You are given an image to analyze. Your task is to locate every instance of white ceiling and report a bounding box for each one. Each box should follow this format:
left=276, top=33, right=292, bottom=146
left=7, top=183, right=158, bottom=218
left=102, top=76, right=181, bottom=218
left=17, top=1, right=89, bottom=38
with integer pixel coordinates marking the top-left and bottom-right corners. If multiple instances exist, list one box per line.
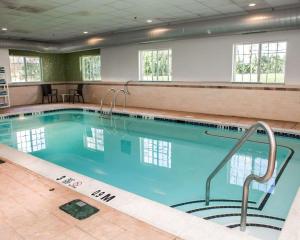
left=0, top=0, right=299, bottom=42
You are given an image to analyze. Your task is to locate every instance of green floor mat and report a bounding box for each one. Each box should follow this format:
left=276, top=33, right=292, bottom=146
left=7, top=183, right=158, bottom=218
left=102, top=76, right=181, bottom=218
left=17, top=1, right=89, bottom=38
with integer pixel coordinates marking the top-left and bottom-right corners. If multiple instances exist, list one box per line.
left=59, top=199, right=99, bottom=220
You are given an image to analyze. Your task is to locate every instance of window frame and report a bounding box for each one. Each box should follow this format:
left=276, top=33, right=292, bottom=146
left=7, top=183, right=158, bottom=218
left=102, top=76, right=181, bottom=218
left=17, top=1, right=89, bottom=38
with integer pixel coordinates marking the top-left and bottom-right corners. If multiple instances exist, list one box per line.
left=139, top=48, right=172, bottom=81
left=9, top=55, right=43, bottom=83
left=80, top=55, right=101, bottom=81
left=232, top=41, right=287, bottom=84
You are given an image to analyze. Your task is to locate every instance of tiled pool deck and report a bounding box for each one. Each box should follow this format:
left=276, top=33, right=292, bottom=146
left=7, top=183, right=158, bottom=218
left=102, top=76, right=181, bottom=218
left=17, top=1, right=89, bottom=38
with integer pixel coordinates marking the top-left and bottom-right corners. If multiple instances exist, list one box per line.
left=0, top=161, right=178, bottom=240
left=0, top=103, right=299, bottom=240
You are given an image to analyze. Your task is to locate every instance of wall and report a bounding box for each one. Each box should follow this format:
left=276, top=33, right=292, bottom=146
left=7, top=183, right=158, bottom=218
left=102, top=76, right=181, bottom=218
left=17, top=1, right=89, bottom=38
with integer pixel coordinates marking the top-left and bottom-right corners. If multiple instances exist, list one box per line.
left=8, top=49, right=101, bottom=83
left=1, top=30, right=300, bottom=122
left=64, top=49, right=100, bottom=82
left=9, top=50, right=66, bottom=82
left=101, top=29, right=300, bottom=85
left=83, top=83, right=300, bottom=122
left=9, top=84, right=68, bottom=106
left=3, top=49, right=100, bottom=105
left=0, top=49, right=11, bottom=82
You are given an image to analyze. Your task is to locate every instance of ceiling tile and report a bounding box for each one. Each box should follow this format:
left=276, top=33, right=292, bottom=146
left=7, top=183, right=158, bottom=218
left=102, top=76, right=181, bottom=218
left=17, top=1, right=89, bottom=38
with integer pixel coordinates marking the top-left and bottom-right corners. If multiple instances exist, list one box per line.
left=0, top=0, right=298, bottom=41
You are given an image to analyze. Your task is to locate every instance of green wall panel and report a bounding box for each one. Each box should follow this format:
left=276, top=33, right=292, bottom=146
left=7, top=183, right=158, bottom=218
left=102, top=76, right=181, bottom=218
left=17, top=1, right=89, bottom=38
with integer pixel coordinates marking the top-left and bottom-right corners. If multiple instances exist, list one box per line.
left=64, top=49, right=100, bottom=82
left=9, top=49, right=100, bottom=82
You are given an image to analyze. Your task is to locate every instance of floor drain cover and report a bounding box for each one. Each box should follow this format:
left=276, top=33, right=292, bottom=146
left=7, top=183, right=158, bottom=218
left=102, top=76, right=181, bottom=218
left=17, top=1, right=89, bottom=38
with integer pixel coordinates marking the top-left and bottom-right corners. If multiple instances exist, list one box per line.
left=59, top=199, right=99, bottom=220
left=0, top=160, right=5, bottom=164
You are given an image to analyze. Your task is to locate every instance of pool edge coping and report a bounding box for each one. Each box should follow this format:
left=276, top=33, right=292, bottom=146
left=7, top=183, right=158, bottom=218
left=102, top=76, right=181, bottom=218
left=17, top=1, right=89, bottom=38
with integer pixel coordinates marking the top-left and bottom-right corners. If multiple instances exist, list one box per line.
left=278, top=189, right=300, bottom=240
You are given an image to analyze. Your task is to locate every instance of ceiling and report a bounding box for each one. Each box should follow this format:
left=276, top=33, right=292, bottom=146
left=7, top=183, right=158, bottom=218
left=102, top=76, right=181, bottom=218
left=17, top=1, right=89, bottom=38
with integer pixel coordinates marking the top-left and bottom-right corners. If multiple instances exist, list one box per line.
left=0, top=0, right=299, bottom=42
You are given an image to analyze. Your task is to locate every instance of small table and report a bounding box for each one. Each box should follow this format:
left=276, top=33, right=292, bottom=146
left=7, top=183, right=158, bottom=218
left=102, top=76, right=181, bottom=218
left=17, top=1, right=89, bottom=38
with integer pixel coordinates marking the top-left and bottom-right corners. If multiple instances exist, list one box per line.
left=61, top=93, right=73, bottom=103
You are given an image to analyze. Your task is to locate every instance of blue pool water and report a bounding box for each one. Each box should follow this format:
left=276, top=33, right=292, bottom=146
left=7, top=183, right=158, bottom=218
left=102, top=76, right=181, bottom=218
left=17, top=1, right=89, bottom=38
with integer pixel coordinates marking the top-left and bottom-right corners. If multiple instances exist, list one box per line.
left=0, top=110, right=299, bottom=229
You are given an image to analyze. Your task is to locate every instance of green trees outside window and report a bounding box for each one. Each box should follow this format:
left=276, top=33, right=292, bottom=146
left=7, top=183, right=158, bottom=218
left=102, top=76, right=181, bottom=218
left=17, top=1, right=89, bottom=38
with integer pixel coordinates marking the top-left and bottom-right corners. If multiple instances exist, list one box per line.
left=80, top=55, right=101, bottom=81
left=10, top=56, right=42, bottom=82
left=139, top=49, right=172, bottom=81
left=233, top=42, right=287, bottom=83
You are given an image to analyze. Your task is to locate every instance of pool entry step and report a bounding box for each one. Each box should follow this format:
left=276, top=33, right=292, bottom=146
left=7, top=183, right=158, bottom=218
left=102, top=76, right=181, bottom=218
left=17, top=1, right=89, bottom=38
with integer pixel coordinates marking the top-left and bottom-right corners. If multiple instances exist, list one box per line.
left=171, top=199, right=284, bottom=240
left=59, top=199, right=99, bottom=220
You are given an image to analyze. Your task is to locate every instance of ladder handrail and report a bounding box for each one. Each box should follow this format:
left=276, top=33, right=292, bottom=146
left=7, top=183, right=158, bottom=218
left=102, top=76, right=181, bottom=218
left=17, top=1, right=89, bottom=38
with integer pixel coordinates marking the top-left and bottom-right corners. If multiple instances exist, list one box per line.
left=205, top=121, right=276, bottom=231
left=100, top=88, right=116, bottom=113
left=113, top=89, right=127, bottom=112
left=124, top=80, right=134, bottom=95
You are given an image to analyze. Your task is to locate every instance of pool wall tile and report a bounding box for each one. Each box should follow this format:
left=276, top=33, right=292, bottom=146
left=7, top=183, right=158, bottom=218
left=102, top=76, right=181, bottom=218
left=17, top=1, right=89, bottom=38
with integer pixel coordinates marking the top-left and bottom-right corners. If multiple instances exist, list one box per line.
left=1, top=107, right=300, bottom=140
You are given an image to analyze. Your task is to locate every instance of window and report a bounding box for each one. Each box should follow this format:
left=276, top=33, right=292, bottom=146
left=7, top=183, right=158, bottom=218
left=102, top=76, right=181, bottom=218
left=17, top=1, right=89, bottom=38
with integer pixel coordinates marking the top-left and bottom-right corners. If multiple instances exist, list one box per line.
left=233, top=41, right=287, bottom=83
left=140, top=137, right=172, bottom=168
left=10, top=56, right=42, bottom=82
left=80, top=55, right=101, bottom=81
left=16, top=127, right=46, bottom=153
left=139, top=49, right=172, bottom=81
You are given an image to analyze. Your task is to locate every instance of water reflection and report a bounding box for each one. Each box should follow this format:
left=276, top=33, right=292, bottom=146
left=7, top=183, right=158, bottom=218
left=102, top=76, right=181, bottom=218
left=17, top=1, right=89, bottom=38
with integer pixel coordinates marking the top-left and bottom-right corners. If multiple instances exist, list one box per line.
left=229, top=152, right=277, bottom=193
left=140, top=137, right=172, bottom=168
left=16, top=127, right=46, bottom=153
left=84, top=127, right=104, bottom=152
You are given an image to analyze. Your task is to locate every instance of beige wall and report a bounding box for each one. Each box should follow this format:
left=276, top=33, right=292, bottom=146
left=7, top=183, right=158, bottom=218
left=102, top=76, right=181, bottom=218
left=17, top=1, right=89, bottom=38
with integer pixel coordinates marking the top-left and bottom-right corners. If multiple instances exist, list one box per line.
left=84, top=84, right=300, bottom=123
left=9, top=84, right=68, bottom=106
left=7, top=83, right=300, bottom=122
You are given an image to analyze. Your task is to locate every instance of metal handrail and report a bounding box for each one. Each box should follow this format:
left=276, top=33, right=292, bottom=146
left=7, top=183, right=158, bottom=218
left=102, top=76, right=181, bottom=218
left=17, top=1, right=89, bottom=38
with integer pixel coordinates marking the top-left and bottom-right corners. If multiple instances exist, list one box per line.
left=124, top=80, right=134, bottom=95
left=205, top=121, right=277, bottom=231
left=100, top=88, right=116, bottom=113
left=113, top=89, right=127, bottom=112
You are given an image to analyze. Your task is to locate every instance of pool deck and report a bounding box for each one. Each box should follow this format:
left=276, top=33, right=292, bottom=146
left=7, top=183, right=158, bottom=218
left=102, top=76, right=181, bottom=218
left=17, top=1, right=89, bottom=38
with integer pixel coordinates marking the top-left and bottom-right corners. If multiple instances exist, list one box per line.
left=0, top=103, right=299, bottom=240
left=0, top=160, right=178, bottom=240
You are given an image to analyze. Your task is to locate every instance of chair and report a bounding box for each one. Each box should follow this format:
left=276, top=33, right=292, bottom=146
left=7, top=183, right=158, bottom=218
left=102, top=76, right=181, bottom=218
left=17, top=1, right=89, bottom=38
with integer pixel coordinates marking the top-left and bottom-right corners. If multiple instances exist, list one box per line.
left=41, top=84, right=58, bottom=104
left=70, top=84, right=85, bottom=103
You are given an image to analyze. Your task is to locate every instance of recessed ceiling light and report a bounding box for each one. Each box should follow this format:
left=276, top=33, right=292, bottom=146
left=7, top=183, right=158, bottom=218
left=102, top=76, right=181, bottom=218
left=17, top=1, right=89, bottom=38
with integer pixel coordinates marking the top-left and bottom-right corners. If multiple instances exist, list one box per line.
left=147, top=19, right=153, bottom=23
left=83, top=31, right=88, bottom=34
left=248, top=3, right=256, bottom=7
left=1, top=27, right=7, bottom=31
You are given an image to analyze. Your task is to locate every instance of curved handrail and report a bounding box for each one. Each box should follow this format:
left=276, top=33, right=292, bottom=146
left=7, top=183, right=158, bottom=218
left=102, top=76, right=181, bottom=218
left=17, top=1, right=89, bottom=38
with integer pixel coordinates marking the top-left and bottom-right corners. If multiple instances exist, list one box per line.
left=100, top=88, right=116, bottom=113
left=113, top=89, right=127, bottom=112
left=205, top=121, right=276, bottom=231
left=124, top=80, right=135, bottom=95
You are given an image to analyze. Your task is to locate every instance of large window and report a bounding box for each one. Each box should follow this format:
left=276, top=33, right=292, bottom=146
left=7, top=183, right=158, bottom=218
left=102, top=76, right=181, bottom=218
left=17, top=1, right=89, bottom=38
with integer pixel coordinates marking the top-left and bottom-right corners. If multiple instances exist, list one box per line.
left=10, top=56, right=42, bottom=82
left=139, top=49, right=172, bottom=81
left=233, top=41, right=287, bottom=84
left=80, top=55, right=101, bottom=81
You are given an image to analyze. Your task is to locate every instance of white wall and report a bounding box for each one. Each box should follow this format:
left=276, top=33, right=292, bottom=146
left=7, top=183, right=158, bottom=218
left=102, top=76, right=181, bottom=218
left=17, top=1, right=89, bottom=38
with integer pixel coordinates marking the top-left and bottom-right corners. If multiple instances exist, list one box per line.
left=0, top=49, right=11, bottom=82
left=101, top=29, right=300, bottom=85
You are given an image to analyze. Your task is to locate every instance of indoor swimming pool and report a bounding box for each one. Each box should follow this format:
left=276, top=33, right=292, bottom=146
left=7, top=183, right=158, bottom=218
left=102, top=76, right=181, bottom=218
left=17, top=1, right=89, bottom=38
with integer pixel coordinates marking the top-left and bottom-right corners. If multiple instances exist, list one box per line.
left=0, top=109, right=299, bottom=240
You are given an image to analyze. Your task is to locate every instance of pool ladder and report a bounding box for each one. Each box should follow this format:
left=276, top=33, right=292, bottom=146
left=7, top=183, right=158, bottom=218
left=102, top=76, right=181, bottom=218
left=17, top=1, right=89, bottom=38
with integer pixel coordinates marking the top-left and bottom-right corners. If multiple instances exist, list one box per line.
left=99, top=88, right=128, bottom=116
left=205, top=121, right=276, bottom=232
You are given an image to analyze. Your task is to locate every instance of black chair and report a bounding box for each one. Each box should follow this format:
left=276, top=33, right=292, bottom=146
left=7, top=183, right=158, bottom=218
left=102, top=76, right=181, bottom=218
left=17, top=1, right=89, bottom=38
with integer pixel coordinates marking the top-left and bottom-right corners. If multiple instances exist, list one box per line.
left=41, top=84, right=58, bottom=104
left=70, top=84, right=85, bottom=103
